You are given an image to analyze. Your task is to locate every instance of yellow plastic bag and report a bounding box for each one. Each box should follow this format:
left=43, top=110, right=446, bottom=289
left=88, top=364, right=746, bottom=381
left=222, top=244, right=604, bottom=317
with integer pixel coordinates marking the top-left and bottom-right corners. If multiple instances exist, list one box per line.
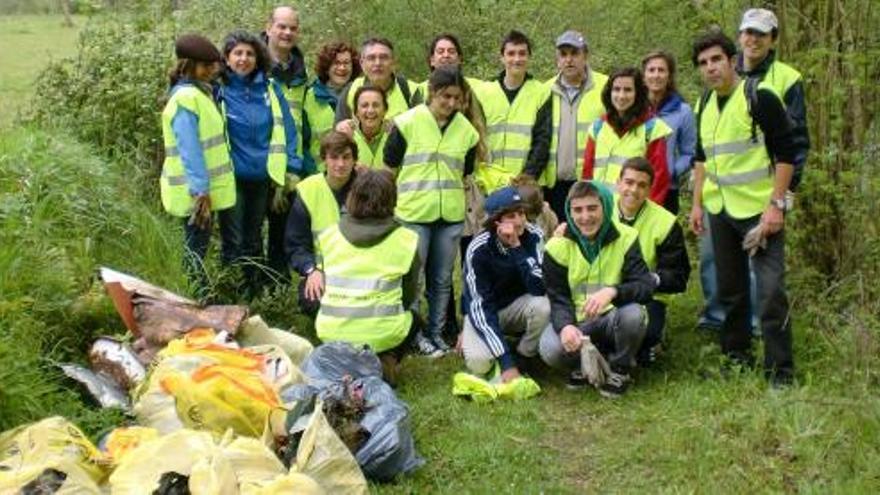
left=452, top=372, right=541, bottom=402
left=160, top=363, right=282, bottom=438
left=103, top=426, right=159, bottom=465
left=135, top=329, right=305, bottom=438
left=294, top=401, right=369, bottom=495
left=238, top=315, right=314, bottom=366
left=109, top=429, right=288, bottom=494
left=245, top=472, right=325, bottom=494
left=0, top=416, right=108, bottom=494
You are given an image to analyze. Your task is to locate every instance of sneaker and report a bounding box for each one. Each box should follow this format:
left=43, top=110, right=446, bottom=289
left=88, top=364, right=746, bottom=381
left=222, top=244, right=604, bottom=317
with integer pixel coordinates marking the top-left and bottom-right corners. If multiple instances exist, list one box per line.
left=566, top=371, right=589, bottom=391
left=414, top=333, right=444, bottom=358
left=599, top=372, right=630, bottom=399
left=431, top=336, right=452, bottom=356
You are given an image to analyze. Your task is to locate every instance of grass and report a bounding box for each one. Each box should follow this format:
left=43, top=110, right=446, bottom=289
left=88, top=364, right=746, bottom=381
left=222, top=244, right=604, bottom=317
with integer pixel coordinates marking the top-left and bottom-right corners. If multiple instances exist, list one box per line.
left=0, top=14, right=84, bottom=127
left=1, top=12, right=879, bottom=494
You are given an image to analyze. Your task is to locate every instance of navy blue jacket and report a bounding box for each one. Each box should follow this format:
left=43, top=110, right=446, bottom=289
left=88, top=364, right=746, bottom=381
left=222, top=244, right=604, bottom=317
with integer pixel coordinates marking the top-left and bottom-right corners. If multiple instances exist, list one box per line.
left=462, top=224, right=546, bottom=370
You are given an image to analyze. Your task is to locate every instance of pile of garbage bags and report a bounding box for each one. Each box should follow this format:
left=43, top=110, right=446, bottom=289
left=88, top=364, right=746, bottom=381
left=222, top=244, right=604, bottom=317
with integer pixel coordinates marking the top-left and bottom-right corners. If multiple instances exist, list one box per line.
left=0, top=268, right=422, bottom=493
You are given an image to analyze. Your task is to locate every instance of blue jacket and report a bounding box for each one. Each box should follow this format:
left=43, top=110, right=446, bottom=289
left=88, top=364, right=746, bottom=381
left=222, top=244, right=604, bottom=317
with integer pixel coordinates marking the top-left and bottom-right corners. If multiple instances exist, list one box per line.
left=218, top=70, right=301, bottom=181
left=462, top=224, right=546, bottom=371
left=168, top=80, right=213, bottom=195
left=655, top=92, right=696, bottom=189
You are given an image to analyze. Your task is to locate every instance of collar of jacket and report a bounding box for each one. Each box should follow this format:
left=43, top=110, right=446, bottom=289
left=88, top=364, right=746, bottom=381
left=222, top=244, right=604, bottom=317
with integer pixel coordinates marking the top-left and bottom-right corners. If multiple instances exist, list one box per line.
left=494, top=70, right=534, bottom=83
left=222, top=69, right=267, bottom=88
left=655, top=91, right=684, bottom=115
left=551, top=69, right=593, bottom=96
left=603, top=107, right=654, bottom=136
left=310, top=79, right=339, bottom=106
left=736, top=49, right=777, bottom=77
left=261, top=33, right=308, bottom=87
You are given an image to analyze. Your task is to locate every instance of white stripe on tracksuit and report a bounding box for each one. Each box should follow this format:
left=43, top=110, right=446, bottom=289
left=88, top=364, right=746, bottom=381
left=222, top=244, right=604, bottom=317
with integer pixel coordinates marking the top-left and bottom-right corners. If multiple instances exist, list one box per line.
left=464, top=231, right=507, bottom=357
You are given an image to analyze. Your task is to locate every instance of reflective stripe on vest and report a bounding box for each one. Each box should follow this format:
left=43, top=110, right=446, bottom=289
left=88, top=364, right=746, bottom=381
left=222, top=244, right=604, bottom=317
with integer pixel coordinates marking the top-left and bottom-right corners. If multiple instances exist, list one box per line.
left=347, top=76, right=412, bottom=120
left=277, top=82, right=307, bottom=156
left=589, top=117, right=672, bottom=189
left=393, top=104, right=479, bottom=223
left=700, top=80, right=775, bottom=219
left=544, top=224, right=640, bottom=321
left=353, top=129, right=388, bottom=169
left=303, top=87, right=337, bottom=172
left=315, top=224, right=419, bottom=353
left=295, top=174, right=342, bottom=264
left=473, top=78, right=549, bottom=193
left=265, top=87, right=288, bottom=186
left=542, top=71, right=607, bottom=187
left=160, top=85, right=235, bottom=217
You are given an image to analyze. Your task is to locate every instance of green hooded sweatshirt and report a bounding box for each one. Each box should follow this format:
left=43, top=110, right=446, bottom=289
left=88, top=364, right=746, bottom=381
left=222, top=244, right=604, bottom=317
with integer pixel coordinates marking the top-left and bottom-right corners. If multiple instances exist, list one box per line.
left=563, top=181, right=615, bottom=263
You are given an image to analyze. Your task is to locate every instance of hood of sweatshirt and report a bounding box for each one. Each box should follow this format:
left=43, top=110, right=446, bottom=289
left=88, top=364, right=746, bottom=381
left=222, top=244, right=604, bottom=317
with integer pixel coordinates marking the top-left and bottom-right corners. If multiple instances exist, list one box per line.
left=338, top=215, right=400, bottom=247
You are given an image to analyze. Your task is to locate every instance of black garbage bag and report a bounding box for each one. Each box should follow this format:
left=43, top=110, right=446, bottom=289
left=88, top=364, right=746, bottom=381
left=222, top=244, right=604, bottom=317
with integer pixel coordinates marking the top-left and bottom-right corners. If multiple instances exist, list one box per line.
left=294, top=342, right=424, bottom=481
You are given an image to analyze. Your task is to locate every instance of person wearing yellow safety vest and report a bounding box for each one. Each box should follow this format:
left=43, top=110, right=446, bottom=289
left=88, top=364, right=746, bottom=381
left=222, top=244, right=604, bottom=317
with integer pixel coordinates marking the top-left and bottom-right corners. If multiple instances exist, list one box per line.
left=335, top=37, right=415, bottom=123
left=688, top=32, right=798, bottom=387
left=383, top=66, right=480, bottom=358
left=736, top=8, right=809, bottom=190
left=217, top=31, right=302, bottom=299
left=613, top=158, right=689, bottom=366
left=263, top=5, right=315, bottom=286
left=471, top=30, right=551, bottom=196
left=410, top=33, right=491, bottom=344
left=161, top=34, right=236, bottom=299
left=538, top=181, right=654, bottom=398
left=536, top=30, right=608, bottom=222
left=581, top=67, right=672, bottom=206
left=334, top=86, right=390, bottom=170
left=302, top=41, right=361, bottom=172
left=315, top=169, right=421, bottom=385
left=285, top=131, right=359, bottom=317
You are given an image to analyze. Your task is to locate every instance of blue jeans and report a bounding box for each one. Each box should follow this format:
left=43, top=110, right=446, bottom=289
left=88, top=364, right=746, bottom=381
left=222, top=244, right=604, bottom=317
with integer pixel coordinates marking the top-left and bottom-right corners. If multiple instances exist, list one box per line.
left=402, top=221, right=463, bottom=340
left=698, top=212, right=759, bottom=330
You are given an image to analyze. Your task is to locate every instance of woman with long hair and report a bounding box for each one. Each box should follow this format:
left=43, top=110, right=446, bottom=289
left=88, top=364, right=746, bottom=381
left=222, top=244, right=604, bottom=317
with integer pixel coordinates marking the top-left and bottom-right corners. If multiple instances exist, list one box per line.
left=581, top=66, right=671, bottom=205
left=160, top=34, right=236, bottom=299
left=642, top=51, right=696, bottom=213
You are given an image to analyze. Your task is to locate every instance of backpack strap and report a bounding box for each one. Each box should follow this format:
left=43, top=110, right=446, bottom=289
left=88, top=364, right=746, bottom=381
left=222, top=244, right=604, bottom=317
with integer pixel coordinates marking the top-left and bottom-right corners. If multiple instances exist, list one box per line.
left=744, top=76, right=760, bottom=143
left=592, top=119, right=603, bottom=138
left=694, top=88, right=712, bottom=138
left=396, top=74, right=414, bottom=109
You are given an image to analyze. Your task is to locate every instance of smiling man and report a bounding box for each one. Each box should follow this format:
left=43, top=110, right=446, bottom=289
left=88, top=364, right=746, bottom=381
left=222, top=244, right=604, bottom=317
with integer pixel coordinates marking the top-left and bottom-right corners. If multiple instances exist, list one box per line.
left=538, top=30, right=608, bottom=221
left=689, top=31, right=798, bottom=387
left=335, top=37, right=415, bottom=122
left=613, top=158, right=689, bottom=365
left=539, top=181, right=654, bottom=398
left=471, top=30, right=551, bottom=194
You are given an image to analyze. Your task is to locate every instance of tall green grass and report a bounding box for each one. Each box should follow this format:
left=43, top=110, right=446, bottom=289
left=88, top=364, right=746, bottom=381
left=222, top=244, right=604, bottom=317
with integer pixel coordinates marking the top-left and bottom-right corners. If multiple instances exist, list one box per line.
left=0, top=126, right=183, bottom=433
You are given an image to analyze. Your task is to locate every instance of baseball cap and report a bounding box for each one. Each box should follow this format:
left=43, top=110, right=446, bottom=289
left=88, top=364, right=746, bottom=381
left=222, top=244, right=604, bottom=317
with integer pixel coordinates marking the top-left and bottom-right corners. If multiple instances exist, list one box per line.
left=484, top=186, right=524, bottom=216
left=555, top=30, right=588, bottom=51
left=739, top=8, right=778, bottom=33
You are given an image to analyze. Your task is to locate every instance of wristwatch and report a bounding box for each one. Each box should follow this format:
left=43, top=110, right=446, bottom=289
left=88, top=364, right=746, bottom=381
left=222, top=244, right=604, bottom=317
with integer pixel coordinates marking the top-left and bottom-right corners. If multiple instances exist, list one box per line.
left=770, top=198, right=787, bottom=211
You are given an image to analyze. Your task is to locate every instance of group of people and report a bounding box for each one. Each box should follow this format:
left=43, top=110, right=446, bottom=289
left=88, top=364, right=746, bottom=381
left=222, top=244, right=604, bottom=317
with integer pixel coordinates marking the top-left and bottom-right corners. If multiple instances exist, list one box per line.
left=159, top=5, right=809, bottom=396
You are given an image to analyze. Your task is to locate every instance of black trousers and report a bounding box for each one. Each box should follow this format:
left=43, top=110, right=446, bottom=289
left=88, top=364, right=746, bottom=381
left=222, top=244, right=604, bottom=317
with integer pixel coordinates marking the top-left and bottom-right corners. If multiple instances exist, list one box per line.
left=708, top=211, right=793, bottom=380
left=544, top=180, right=576, bottom=224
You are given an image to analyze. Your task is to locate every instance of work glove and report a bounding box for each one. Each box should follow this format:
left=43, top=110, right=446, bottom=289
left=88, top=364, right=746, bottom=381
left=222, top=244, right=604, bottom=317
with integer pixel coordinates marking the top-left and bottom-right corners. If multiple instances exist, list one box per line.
left=188, top=194, right=212, bottom=230
left=742, top=224, right=767, bottom=256
left=283, top=172, right=300, bottom=194
left=580, top=335, right=612, bottom=388
left=270, top=185, right=289, bottom=214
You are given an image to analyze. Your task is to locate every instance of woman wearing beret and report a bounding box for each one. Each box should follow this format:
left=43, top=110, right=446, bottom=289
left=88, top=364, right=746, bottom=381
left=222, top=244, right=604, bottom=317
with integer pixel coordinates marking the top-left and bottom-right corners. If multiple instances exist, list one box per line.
left=160, top=33, right=236, bottom=298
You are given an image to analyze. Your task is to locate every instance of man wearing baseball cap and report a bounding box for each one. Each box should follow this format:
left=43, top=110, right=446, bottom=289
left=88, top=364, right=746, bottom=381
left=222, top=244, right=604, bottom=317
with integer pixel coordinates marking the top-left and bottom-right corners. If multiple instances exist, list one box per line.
left=461, top=186, right=550, bottom=383
left=537, top=30, right=609, bottom=222
left=737, top=8, right=810, bottom=189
